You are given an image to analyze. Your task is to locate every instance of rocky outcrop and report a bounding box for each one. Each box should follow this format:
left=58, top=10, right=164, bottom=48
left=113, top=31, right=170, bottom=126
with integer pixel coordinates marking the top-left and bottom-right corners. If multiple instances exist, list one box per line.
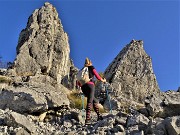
left=0, top=81, right=69, bottom=114
left=4, top=110, right=36, bottom=134
left=177, top=87, right=180, bottom=92
left=61, top=65, right=79, bottom=90
left=163, top=116, right=180, bottom=135
left=104, top=40, right=160, bottom=103
left=0, top=2, right=75, bottom=117
left=0, top=68, right=7, bottom=76
left=13, top=2, right=71, bottom=83
left=144, top=91, right=180, bottom=118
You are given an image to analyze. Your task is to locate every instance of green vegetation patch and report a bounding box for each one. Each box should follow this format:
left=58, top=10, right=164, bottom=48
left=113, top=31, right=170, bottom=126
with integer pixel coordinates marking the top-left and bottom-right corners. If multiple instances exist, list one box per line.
left=67, top=90, right=87, bottom=109
left=67, top=90, right=105, bottom=113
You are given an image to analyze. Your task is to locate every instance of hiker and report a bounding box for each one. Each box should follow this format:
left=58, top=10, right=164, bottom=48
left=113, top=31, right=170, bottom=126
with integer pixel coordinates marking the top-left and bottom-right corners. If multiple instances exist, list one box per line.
left=77, top=58, right=106, bottom=125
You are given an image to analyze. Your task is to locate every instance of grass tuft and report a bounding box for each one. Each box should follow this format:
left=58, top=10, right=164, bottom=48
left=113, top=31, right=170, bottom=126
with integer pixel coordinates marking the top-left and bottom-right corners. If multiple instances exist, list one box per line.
left=67, top=90, right=105, bottom=113
left=67, top=90, right=87, bottom=110
left=17, top=72, right=34, bottom=77
left=0, top=75, right=11, bottom=84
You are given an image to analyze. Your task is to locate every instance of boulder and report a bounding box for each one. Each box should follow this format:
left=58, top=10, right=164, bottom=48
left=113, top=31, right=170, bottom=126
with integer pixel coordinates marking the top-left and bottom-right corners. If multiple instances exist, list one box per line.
left=164, top=116, right=180, bottom=135
left=145, top=94, right=164, bottom=117
left=4, top=111, right=36, bottom=133
left=162, top=91, right=180, bottom=117
left=126, top=112, right=149, bottom=129
left=66, top=110, right=84, bottom=124
left=145, top=91, right=180, bottom=118
left=103, top=98, right=121, bottom=111
left=0, top=82, right=69, bottom=113
left=145, top=117, right=167, bottom=135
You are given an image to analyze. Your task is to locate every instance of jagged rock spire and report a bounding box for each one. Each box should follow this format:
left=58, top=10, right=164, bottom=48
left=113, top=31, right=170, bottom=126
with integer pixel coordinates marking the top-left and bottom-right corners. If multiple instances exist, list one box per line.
left=104, top=40, right=160, bottom=103
left=14, top=2, right=71, bottom=82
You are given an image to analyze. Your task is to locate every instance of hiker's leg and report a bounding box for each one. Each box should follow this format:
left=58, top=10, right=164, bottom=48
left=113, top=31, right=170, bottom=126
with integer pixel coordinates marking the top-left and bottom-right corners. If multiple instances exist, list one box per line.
left=82, top=84, right=94, bottom=121
left=88, top=85, right=103, bottom=121
left=93, top=98, right=103, bottom=120
left=93, top=100, right=100, bottom=116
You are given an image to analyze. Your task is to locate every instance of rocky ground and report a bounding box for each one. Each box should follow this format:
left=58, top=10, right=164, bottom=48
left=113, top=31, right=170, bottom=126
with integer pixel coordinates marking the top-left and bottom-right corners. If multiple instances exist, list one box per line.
left=0, top=87, right=180, bottom=135
left=0, top=107, right=180, bottom=135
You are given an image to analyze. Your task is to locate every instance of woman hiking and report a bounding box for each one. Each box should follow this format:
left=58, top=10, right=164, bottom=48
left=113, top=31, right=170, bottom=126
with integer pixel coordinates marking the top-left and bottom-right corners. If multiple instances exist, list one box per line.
left=77, top=58, right=106, bottom=125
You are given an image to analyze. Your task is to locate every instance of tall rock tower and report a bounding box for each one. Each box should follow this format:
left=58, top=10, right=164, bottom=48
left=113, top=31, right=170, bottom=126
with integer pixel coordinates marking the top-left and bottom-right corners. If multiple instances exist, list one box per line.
left=14, top=2, right=71, bottom=83
left=104, top=40, right=160, bottom=103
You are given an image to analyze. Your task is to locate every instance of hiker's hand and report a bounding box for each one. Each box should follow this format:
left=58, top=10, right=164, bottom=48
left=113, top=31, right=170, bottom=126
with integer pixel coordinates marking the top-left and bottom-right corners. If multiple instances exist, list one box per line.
left=78, top=89, right=83, bottom=94
left=101, top=78, right=106, bottom=83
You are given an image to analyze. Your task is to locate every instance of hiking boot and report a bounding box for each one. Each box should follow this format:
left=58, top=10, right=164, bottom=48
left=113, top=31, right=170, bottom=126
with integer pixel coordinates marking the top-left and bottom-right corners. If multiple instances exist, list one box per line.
left=97, top=115, right=103, bottom=121
left=85, top=119, right=91, bottom=125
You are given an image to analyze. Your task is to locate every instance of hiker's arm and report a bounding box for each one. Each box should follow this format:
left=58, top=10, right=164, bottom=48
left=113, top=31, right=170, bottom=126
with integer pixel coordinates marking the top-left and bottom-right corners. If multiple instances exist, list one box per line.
left=92, top=69, right=106, bottom=82
left=76, top=80, right=82, bottom=88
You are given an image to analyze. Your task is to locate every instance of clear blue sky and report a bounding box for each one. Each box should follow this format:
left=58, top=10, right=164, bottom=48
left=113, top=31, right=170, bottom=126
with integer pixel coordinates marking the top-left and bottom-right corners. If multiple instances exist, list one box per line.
left=0, top=0, right=179, bottom=91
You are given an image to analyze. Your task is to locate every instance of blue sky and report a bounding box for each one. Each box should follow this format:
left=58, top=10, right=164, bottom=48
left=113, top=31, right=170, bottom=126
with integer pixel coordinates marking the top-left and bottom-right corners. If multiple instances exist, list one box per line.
left=0, top=0, right=179, bottom=91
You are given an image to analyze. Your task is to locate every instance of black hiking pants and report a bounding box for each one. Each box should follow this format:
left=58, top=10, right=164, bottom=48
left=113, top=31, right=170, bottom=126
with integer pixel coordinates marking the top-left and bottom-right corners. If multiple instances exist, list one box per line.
left=81, top=83, right=100, bottom=120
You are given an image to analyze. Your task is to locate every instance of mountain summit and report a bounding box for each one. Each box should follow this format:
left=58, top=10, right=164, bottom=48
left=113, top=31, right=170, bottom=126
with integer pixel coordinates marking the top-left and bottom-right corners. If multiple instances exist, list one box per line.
left=14, top=2, right=71, bottom=83
left=104, top=40, right=160, bottom=103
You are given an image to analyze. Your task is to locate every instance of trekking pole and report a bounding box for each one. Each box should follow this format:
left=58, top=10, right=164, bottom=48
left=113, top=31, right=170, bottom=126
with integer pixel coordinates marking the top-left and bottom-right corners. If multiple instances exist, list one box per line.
left=81, top=92, right=86, bottom=120
left=105, top=83, right=112, bottom=114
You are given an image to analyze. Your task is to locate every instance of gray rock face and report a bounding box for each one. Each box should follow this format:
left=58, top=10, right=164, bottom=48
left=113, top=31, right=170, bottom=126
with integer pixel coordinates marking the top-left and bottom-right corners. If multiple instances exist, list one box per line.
left=0, top=81, right=69, bottom=113
left=0, top=68, right=7, bottom=76
left=144, top=94, right=163, bottom=117
left=145, top=91, right=180, bottom=118
left=61, top=65, right=79, bottom=90
left=104, top=40, right=160, bottom=103
left=0, top=109, right=5, bottom=125
left=4, top=111, right=36, bottom=133
left=126, top=112, right=149, bottom=128
left=145, top=117, right=166, bottom=135
left=13, top=2, right=71, bottom=83
left=164, top=116, right=180, bottom=135
left=103, top=98, right=121, bottom=111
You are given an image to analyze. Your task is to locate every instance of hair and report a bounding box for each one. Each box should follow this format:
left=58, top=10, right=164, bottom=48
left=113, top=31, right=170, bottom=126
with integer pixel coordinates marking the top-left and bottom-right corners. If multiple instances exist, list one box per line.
left=84, top=57, right=92, bottom=67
